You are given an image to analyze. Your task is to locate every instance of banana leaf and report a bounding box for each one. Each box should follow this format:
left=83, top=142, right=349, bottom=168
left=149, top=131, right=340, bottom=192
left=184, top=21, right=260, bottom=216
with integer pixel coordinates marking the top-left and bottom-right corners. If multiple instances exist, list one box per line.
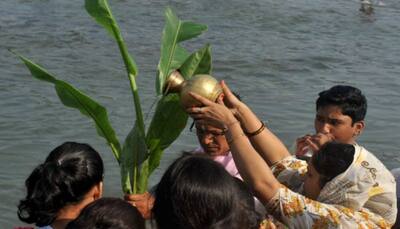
left=179, top=44, right=212, bottom=79
left=146, top=94, right=187, bottom=174
left=15, top=53, right=122, bottom=162
left=137, top=158, right=150, bottom=194
left=156, top=7, right=208, bottom=95
left=85, top=0, right=146, bottom=194
left=146, top=45, right=213, bottom=175
left=85, top=0, right=138, bottom=77
left=15, top=4, right=212, bottom=195
left=120, top=122, right=148, bottom=193
left=85, top=0, right=144, bottom=134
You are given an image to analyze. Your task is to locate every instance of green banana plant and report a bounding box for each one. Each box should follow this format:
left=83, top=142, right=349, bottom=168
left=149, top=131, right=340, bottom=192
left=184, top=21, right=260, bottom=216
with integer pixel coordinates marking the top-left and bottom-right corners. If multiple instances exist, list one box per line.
left=14, top=1, right=212, bottom=194
left=12, top=52, right=122, bottom=162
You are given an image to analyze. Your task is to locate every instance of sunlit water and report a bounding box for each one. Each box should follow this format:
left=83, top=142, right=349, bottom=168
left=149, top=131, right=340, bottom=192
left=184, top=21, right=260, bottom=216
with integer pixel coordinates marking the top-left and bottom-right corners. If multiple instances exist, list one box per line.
left=1, top=0, right=399, bottom=227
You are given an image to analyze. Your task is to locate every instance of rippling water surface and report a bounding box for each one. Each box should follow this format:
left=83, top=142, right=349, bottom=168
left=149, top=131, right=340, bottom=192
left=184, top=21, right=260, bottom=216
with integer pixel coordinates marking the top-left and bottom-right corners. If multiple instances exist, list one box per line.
left=1, top=0, right=399, bottom=227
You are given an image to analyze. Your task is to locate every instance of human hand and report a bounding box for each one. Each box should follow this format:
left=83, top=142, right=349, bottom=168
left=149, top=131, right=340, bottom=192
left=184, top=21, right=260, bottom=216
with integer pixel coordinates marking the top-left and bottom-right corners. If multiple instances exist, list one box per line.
left=295, top=134, right=312, bottom=157
left=306, top=133, right=335, bottom=153
left=296, top=133, right=335, bottom=157
left=186, top=91, right=237, bottom=130
left=308, top=133, right=335, bottom=151
left=218, top=81, right=244, bottom=118
left=124, top=192, right=154, bottom=219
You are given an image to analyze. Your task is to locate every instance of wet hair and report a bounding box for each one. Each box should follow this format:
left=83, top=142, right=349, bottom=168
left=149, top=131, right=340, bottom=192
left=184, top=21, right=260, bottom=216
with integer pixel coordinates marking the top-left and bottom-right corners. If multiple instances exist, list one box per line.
left=18, top=142, right=104, bottom=227
left=66, top=197, right=145, bottom=229
left=316, top=85, right=367, bottom=124
left=153, top=154, right=260, bottom=229
left=311, top=142, right=355, bottom=188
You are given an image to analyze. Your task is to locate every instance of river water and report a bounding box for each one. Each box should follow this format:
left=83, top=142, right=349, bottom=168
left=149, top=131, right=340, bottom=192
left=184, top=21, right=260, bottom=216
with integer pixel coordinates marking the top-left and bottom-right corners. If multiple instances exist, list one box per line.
left=1, top=0, right=399, bottom=227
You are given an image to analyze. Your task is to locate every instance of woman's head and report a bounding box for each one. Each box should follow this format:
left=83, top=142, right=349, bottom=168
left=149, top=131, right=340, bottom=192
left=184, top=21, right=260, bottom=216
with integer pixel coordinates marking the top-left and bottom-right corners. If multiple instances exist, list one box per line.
left=194, top=122, right=230, bottom=157
left=153, top=154, right=259, bottom=229
left=18, top=142, right=104, bottom=227
left=303, top=142, right=355, bottom=200
left=190, top=91, right=242, bottom=158
left=66, top=197, right=145, bottom=229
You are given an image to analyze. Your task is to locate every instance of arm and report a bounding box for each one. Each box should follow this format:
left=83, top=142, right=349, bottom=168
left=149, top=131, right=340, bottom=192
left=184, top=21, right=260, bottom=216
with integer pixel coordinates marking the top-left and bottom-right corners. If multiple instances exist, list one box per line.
left=226, top=116, right=282, bottom=203
left=201, top=81, right=291, bottom=165
left=234, top=102, right=291, bottom=165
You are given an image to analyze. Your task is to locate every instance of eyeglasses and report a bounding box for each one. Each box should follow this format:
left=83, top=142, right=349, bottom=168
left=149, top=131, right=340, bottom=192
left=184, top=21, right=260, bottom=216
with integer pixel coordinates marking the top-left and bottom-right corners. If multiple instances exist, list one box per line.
left=189, top=119, right=227, bottom=139
left=195, top=128, right=225, bottom=137
left=190, top=122, right=225, bottom=138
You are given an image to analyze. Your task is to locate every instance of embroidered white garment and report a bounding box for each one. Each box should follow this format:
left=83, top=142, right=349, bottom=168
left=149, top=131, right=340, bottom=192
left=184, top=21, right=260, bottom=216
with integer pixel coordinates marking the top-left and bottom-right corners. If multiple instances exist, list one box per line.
left=268, top=145, right=397, bottom=227
left=317, top=145, right=397, bottom=224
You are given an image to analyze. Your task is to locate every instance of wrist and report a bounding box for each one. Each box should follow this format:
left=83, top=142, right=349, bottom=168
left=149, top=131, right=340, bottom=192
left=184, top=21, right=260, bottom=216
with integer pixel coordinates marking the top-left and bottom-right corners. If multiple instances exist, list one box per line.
left=234, top=103, right=249, bottom=121
left=244, top=121, right=265, bottom=137
left=221, top=108, right=240, bottom=129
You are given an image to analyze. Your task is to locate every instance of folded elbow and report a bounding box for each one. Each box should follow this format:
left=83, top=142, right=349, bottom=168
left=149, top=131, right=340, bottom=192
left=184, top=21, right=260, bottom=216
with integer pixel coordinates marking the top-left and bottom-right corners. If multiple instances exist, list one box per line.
left=252, top=179, right=280, bottom=203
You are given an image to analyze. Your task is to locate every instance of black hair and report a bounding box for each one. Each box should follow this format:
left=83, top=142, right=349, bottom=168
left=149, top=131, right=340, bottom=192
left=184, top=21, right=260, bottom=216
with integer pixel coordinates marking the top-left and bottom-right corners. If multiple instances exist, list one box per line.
left=66, top=197, right=145, bottom=229
left=311, top=142, right=355, bottom=188
left=233, top=177, right=255, bottom=210
left=232, top=178, right=261, bottom=225
left=153, top=154, right=260, bottom=229
left=316, top=85, right=367, bottom=124
left=18, top=142, right=104, bottom=227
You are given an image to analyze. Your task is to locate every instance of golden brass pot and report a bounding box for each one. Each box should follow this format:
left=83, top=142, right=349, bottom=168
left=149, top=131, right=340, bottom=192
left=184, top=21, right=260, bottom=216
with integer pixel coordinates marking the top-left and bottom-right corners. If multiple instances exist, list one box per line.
left=163, top=71, right=222, bottom=108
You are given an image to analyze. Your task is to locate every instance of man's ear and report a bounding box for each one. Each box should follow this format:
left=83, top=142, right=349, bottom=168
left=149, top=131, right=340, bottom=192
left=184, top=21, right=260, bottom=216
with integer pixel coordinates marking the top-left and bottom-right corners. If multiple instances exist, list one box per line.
left=354, top=120, right=365, bottom=136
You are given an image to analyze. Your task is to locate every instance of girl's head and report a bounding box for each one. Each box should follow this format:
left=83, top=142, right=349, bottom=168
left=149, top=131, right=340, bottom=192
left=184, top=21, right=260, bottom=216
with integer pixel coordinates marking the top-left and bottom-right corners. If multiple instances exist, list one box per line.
left=153, top=154, right=260, bottom=229
left=303, top=142, right=355, bottom=200
left=18, top=142, right=104, bottom=227
left=66, top=197, right=145, bottom=229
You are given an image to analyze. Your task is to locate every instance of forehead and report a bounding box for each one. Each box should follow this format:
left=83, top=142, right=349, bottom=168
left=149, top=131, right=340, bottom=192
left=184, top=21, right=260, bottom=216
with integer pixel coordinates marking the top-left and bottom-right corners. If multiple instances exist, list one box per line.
left=316, top=106, right=349, bottom=119
left=195, top=123, right=223, bottom=132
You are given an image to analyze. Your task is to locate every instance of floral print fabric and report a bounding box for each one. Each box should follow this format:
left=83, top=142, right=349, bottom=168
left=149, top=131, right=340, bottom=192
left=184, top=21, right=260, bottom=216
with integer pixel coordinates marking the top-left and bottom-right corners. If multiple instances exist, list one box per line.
left=265, top=187, right=390, bottom=229
left=267, top=145, right=396, bottom=228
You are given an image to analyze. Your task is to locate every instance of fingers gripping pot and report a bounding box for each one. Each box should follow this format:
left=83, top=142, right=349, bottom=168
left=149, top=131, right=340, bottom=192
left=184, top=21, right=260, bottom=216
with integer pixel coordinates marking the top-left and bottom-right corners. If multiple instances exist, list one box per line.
left=163, top=71, right=222, bottom=108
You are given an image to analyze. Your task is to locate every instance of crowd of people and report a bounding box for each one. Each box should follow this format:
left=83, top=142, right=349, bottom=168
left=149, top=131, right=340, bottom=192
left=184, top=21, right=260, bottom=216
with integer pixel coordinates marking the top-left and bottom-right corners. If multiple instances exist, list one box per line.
left=17, top=83, right=398, bottom=228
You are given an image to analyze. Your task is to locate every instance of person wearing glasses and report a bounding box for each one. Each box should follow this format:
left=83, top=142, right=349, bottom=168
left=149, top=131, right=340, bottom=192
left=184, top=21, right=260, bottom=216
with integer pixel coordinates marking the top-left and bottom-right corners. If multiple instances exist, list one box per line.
left=190, top=120, right=241, bottom=179
left=125, top=108, right=268, bottom=221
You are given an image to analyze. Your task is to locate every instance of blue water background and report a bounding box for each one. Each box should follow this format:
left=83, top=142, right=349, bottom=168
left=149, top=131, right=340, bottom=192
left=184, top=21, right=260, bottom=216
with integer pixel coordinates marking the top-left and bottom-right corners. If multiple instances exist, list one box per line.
left=1, top=0, right=399, bottom=227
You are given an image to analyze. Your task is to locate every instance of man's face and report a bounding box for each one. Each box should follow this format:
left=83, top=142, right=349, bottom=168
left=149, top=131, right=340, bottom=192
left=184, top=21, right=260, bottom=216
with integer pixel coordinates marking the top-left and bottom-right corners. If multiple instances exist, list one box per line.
left=195, top=123, right=230, bottom=157
left=314, top=105, right=364, bottom=144
left=303, top=163, right=322, bottom=200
